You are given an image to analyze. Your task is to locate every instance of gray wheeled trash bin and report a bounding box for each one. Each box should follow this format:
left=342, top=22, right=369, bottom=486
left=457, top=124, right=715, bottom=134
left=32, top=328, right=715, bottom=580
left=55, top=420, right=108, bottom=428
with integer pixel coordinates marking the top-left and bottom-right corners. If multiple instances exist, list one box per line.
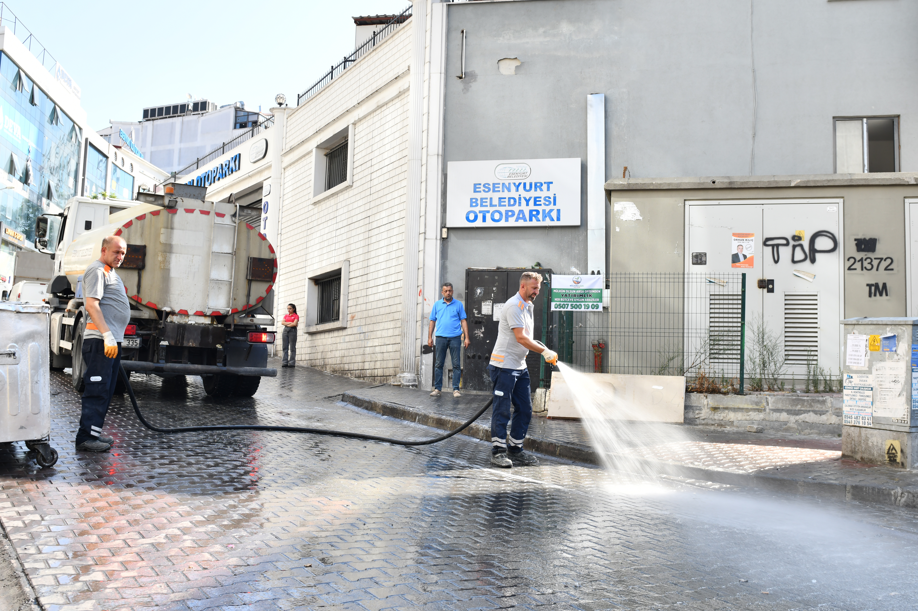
left=0, top=302, right=58, bottom=468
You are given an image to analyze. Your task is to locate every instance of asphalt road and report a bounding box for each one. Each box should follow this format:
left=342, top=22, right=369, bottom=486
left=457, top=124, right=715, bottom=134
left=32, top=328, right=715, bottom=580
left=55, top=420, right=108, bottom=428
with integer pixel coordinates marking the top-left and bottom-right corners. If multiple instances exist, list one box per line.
left=0, top=364, right=917, bottom=610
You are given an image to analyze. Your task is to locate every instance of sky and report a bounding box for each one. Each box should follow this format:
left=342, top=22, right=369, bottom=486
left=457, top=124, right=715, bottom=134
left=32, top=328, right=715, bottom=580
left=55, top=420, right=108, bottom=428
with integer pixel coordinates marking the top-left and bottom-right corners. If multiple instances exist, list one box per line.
left=8, top=0, right=412, bottom=131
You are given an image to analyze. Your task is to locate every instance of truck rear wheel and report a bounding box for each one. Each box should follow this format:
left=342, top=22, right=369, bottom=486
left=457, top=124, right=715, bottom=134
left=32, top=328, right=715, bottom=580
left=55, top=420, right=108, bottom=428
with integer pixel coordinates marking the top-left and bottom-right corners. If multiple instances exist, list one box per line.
left=202, top=373, right=236, bottom=398
left=235, top=376, right=261, bottom=398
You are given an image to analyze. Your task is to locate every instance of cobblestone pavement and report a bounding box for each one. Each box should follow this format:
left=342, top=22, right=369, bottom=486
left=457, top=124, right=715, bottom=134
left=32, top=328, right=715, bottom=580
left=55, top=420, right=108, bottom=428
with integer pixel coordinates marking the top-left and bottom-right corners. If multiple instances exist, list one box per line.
left=1, top=364, right=918, bottom=610
left=344, top=384, right=918, bottom=502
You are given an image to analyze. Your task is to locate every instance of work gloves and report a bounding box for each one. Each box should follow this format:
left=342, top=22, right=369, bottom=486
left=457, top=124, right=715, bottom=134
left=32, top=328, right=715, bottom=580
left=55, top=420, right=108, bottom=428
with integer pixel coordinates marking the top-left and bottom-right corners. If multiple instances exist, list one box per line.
left=102, top=332, right=119, bottom=359
left=541, top=348, right=558, bottom=365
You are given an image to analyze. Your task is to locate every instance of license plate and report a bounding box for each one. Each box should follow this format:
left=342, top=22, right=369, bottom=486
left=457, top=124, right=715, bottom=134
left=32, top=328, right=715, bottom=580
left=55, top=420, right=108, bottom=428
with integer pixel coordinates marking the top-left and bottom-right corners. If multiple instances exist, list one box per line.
left=123, top=337, right=141, bottom=349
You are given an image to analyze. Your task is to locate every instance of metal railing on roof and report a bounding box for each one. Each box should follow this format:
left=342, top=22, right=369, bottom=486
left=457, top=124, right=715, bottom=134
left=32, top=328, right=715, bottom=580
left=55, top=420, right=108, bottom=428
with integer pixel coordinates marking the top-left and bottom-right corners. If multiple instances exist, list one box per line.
left=0, top=3, right=58, bottom=72
left=296, top=5, right=412, bottom=107
left=166, top=115, right=275, bottom=183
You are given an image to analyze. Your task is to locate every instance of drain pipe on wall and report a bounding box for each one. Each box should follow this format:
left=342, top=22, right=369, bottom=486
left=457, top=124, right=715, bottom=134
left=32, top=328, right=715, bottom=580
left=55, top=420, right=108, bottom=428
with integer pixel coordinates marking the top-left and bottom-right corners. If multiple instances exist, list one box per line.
left=586, top=94, right=607, bottom=297
left=398, top=0, right=428, bottom=387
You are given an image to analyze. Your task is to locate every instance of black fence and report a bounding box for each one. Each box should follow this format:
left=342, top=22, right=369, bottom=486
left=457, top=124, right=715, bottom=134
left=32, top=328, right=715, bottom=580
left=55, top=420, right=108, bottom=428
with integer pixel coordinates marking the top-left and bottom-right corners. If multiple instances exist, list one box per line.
left=297, top=6, right=412, bottom=106
left=165, top=116, right=275, bottom=184
left=548, top=272, right=747, bottom=390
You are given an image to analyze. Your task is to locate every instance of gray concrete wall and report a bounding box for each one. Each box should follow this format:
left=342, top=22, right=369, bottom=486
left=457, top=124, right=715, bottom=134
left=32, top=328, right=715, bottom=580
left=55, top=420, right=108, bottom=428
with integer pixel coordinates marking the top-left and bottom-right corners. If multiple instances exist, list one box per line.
left=607, top=184, right=918, bottom=317
left=441, top=0, right=918, bottom=296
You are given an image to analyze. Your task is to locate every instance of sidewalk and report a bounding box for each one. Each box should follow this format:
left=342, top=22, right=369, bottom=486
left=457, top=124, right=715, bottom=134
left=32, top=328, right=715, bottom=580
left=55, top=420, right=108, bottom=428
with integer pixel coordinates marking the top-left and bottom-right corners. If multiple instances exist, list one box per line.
left=341, top=383, right=918, bottom=509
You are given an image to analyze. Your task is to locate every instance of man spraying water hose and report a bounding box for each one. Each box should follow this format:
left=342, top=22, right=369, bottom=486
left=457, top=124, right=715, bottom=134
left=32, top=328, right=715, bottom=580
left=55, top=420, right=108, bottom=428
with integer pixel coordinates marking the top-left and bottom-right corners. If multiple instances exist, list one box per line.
left=488, top=271, right=558, bottom=468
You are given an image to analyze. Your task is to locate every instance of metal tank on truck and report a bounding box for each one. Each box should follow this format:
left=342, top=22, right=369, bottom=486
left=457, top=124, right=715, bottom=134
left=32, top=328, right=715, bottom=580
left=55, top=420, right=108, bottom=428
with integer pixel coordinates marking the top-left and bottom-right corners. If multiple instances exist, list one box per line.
left=34, top=183, right=277, bottom=398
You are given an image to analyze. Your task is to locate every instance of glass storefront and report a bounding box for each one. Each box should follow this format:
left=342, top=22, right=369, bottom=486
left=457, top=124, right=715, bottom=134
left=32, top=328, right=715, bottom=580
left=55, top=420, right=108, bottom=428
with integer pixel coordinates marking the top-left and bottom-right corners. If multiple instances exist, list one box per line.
left=0, top=51, right=80, bottom=241
left=84, top=143, right=107, bottom=198
left=110, top=163, right=134, bottom=200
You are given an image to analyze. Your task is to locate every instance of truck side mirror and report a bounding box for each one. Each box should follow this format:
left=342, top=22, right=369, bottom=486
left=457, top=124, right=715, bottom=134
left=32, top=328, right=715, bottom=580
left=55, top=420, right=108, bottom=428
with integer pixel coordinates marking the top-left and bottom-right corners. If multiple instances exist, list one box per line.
left=33, top=216, right=53, bottom=256
left=35, top=216, right=48, bottom=240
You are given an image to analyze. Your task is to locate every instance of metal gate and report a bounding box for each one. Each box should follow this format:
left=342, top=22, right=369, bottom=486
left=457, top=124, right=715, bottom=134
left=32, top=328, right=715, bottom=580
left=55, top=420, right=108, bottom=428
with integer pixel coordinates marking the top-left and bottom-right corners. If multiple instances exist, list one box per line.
left=463, top=268, right=551, bottom=393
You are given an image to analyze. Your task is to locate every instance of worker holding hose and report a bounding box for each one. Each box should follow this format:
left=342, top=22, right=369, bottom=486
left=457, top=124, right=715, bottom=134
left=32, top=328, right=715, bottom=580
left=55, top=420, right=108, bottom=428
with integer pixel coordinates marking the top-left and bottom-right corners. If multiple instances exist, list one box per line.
left=488, top=271, right=558, bottom=468
left=75, top=236, right=131, bottom=452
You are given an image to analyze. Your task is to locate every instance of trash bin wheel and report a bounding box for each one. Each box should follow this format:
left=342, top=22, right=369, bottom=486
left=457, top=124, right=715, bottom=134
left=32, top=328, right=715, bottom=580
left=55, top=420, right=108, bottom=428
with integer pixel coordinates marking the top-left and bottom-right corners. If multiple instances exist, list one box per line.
left=34, top=445, right=58, bottom=469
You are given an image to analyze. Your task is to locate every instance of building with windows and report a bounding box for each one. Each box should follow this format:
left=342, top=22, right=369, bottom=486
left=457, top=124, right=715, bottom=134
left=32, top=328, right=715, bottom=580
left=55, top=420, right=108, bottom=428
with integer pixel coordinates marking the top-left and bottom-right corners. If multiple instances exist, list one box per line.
left=165, top=1, right=918, bottom=391
left=103, top=101, right=269, bottom=175
left=0, top=13, right=167, bottom=296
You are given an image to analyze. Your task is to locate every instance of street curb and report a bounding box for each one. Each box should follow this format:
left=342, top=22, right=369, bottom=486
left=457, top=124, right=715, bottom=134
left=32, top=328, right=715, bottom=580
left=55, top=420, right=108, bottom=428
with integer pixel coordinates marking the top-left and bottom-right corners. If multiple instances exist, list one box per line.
left=341, top=392, right=918, bottom=510
left=0, top=515, right=41, bottom=611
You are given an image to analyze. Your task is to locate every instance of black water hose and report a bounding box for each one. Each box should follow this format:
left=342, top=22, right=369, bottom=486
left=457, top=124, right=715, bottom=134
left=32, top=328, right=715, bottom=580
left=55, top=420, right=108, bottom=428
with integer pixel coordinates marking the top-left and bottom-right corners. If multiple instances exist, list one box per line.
left=119, top=366, right=493, bottom=446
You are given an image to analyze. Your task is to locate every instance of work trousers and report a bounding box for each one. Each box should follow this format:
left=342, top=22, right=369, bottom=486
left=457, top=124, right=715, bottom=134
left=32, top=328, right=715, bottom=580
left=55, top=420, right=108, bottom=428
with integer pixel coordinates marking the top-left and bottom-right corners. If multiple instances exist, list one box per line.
left=76, top=338, right=121, bottom=445
left=488, top=364, right=532, bottom=454
left=282, top=327, right=297, bottom=365
left=434, top=335, right=462, bottom=390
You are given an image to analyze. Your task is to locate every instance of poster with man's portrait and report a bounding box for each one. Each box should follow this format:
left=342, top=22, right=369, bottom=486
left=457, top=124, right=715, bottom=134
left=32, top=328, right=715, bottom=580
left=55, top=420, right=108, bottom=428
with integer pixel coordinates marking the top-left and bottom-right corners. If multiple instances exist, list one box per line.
left=731, top=233, right=754, bottom=268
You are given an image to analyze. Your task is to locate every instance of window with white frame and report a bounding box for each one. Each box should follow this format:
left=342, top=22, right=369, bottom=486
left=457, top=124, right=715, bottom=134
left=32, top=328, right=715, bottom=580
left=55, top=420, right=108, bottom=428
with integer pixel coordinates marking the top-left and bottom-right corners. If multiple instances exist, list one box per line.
left=834, top=116, right=899, bottom=173
left=312, top=124, right=355, bottom=198
left=305, top=260, right=350, bottom=333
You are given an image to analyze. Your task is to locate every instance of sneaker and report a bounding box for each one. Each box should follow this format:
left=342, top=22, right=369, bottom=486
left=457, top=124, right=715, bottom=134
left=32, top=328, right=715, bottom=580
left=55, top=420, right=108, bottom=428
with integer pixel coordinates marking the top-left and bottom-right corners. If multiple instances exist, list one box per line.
left=453, top=390, right=461, bottom=398
left=281, top=363, right=288, bottom=368
left=97, top=435, right=114, bottom=445
left=76, top=439, right=112, bottom=453
left=430, top=389, right=441, bottom=397
left=508, top=450, right=540, bottom=467
left=490, top=451, right=512, bottom=468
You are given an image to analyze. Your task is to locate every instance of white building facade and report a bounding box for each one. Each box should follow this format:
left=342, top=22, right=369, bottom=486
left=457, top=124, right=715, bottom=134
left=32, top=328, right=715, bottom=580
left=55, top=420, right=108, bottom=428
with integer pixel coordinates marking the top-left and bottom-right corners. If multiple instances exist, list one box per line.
left=104, top=101, right=266, bottom=176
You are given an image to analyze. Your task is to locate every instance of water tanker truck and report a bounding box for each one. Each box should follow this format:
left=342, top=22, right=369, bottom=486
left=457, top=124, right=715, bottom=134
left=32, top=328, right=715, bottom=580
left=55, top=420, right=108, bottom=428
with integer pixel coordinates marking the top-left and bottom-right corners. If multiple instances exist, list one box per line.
left=34, top=183, right=277, bottom=398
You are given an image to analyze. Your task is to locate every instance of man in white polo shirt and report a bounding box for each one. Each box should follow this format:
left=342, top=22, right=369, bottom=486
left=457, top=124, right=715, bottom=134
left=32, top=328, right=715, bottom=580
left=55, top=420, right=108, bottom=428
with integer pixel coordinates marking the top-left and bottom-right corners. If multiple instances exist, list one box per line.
left=488, top=271, right=557, bottom=468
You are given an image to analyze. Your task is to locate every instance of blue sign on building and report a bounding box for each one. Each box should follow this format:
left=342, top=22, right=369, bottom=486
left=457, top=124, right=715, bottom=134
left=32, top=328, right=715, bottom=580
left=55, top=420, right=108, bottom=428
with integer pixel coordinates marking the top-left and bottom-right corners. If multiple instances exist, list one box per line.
left=187, top=153, right=241, bottom=188
left=118, top=129, right=143, bottom=159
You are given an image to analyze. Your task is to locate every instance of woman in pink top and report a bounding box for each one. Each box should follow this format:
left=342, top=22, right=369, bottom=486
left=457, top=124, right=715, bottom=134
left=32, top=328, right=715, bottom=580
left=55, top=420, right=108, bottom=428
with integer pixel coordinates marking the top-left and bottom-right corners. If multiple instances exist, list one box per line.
left=281, top=303, right=299, bottom=367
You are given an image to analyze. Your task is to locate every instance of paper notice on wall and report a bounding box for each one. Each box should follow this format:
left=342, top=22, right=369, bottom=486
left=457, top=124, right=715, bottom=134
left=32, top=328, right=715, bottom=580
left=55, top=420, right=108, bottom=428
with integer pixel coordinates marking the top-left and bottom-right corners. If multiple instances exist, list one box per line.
left=881, top=333, right=898, bottom=352
left=846, top=334, right=868, bottom=368
left=731, top=233, right=754, bottom=268
left=482, top=300, right=493, bottom=316
left=873, top=361, right=907, bottom=420
left=843, top=372, right=873, bottom=427
left=912, top=367, right=918, bottom=418
left=492, top=302, right=504, bottom=322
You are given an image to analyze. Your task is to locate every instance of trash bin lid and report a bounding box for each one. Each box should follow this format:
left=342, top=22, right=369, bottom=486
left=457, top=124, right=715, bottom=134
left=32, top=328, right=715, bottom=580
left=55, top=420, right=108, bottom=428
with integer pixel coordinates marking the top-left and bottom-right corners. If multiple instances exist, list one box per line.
left=0, top=302, right=50, bottom=314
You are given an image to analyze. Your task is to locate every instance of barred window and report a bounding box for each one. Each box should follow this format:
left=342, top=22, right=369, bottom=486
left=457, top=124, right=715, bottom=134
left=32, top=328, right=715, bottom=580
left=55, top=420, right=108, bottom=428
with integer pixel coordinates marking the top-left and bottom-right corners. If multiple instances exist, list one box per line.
left=317, top=274, right=341, bottom=324
left=325, top=140, right=348, bottom=190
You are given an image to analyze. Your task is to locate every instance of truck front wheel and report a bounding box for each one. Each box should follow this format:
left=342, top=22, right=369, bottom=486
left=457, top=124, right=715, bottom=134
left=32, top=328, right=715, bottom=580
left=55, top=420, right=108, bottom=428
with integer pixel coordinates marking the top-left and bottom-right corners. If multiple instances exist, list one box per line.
left=202, top=374, right=236, bottom=398
left=71, top=322, right=86, bottom=393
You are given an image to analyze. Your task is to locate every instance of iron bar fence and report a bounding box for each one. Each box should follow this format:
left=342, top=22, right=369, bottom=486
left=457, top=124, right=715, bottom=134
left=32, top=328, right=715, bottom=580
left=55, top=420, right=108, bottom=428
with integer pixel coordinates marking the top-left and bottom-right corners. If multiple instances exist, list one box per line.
left=548, top=272, right=747, bottom=391
left=166, top=115, right=275, bottom=184
left=297, top=5, right=412, bottom=106
left=0, top=3, right=57, bottom=72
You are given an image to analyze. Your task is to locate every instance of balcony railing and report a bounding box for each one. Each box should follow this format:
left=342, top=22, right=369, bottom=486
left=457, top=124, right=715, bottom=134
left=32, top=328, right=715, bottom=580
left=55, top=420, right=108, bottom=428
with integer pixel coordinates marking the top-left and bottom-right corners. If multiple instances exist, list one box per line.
left=296, top=5, right=412, bottom=107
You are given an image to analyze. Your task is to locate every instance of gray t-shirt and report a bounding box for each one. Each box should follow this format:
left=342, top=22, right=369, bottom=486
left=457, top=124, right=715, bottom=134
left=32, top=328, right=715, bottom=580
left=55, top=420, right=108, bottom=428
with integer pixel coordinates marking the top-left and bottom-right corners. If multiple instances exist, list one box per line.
left=489, top=292, right=533, bottom=370
left=82, top=260, right=131, bottom=342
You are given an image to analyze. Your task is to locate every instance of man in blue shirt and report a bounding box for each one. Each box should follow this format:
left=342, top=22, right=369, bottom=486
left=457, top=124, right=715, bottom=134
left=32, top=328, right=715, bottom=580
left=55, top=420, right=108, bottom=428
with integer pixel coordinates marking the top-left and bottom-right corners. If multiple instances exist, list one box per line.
left=427, top=282, right=470, bottom=397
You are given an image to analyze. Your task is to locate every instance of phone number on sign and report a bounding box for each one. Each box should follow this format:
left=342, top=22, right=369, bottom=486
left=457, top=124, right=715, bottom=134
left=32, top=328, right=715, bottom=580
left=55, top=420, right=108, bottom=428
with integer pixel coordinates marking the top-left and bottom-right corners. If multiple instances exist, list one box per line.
left=552, top=303, right=601, bottom=311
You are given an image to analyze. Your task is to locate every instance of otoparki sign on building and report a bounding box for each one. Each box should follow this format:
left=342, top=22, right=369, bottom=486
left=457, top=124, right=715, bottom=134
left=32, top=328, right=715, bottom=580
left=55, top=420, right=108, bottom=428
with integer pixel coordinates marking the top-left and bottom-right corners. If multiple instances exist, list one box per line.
left=445, top=158, right=581, bottom=228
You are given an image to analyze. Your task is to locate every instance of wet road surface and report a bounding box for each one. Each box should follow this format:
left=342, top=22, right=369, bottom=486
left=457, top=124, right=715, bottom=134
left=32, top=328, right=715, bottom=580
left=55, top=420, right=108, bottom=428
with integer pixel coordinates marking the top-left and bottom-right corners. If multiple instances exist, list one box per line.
left=1, top=365, right=917, bottom=610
